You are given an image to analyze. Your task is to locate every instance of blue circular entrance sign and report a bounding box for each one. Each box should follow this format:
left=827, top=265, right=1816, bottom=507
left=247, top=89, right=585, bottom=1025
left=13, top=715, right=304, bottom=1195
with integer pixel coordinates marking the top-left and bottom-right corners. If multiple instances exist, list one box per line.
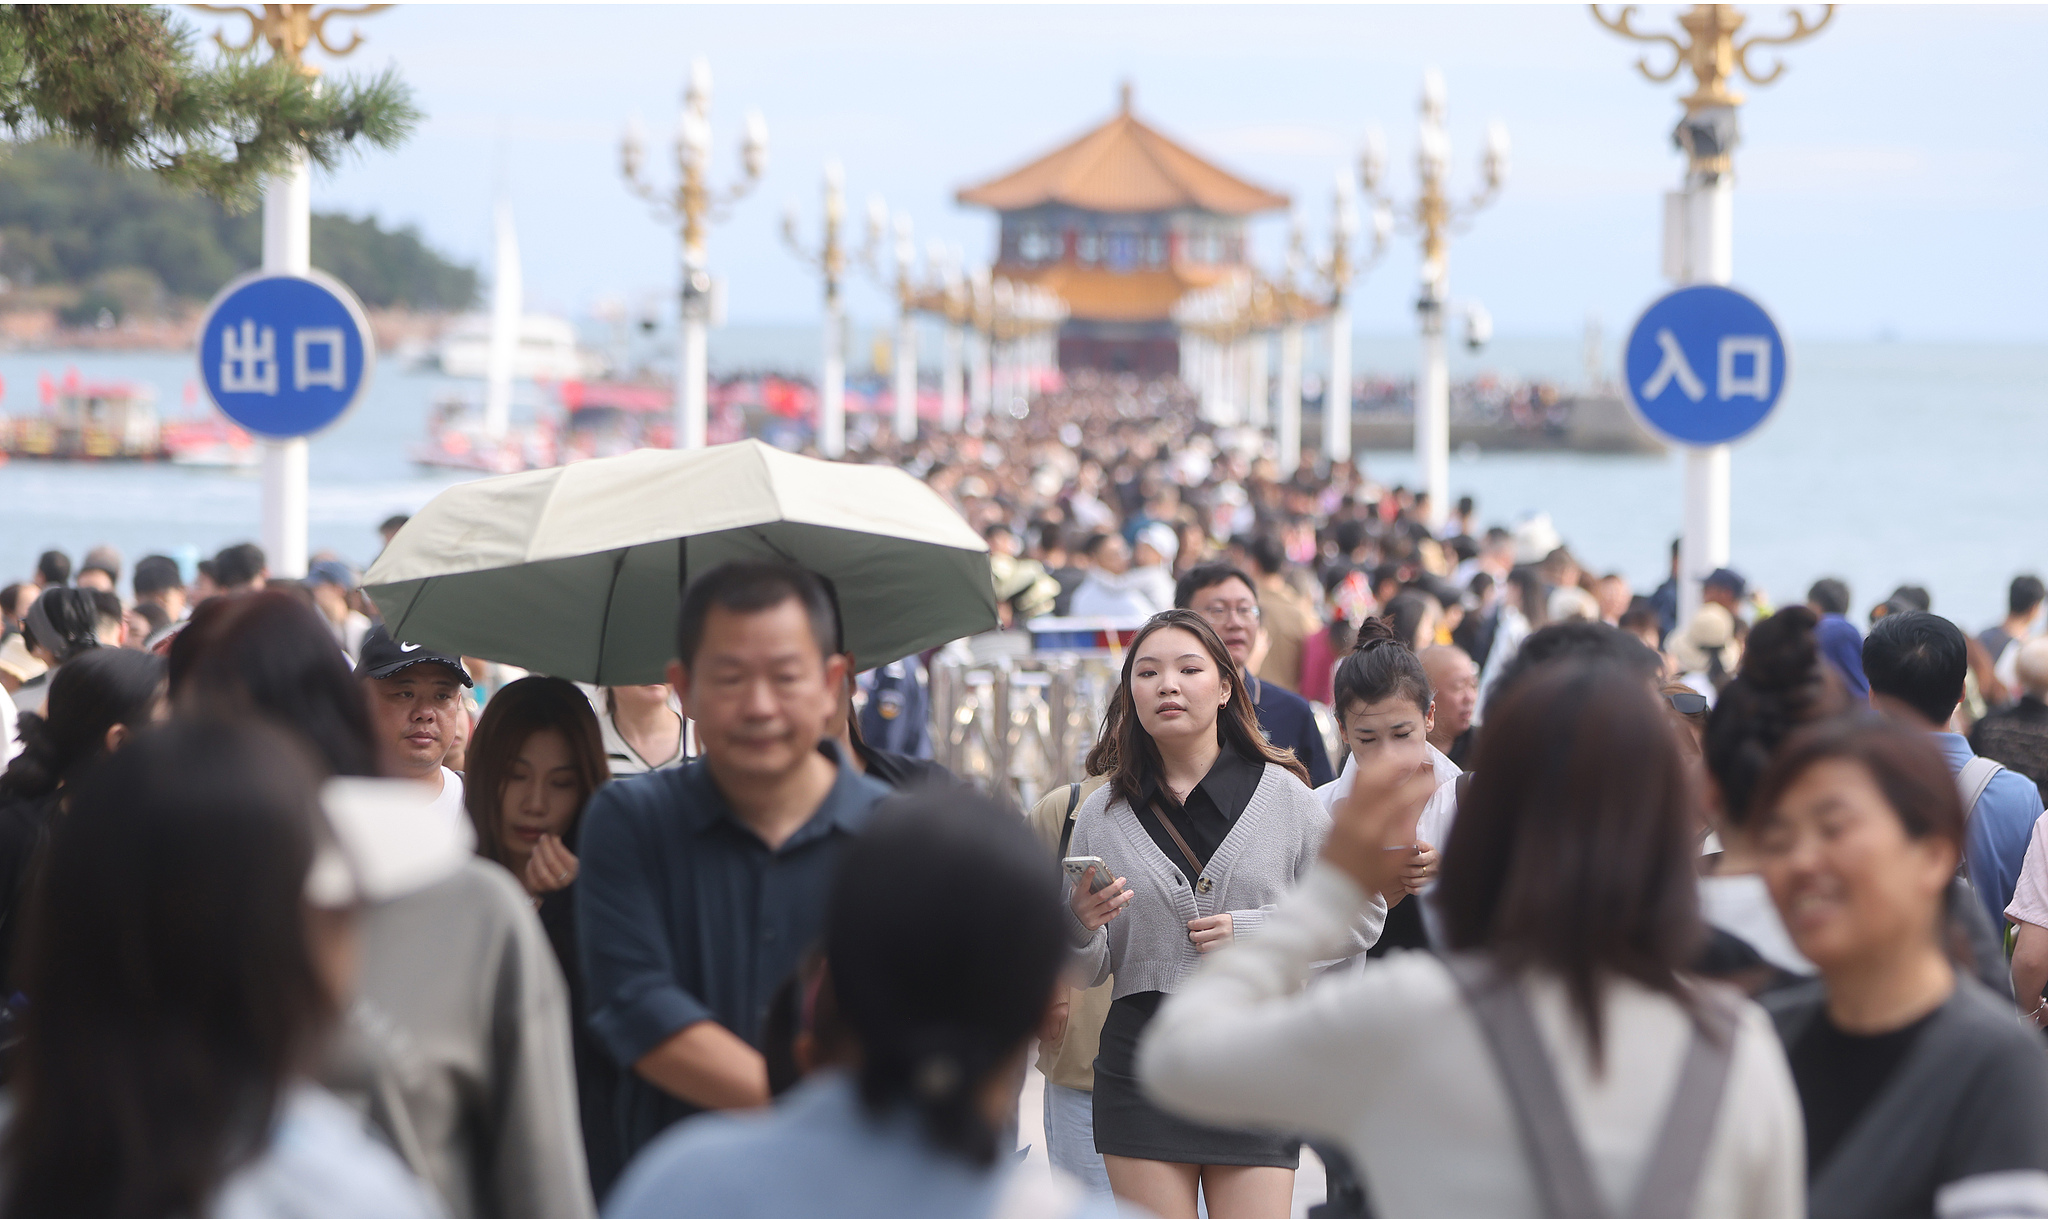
left=1623, top=284, right=1787, bottom=446
left=198, top=269, right=376, bottom=439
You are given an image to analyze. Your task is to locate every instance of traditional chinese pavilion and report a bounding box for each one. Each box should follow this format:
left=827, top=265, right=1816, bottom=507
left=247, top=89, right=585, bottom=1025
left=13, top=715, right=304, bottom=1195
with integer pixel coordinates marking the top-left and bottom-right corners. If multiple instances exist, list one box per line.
left=957, top=84, right=1288, bottom=376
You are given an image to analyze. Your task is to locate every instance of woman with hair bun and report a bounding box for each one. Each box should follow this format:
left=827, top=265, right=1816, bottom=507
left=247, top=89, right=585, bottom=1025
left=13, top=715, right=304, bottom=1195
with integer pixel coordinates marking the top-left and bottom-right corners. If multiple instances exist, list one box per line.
left=0, top=647, right=165, bottom=997
left=1315, top=615, right=1459, bottom=955
left=1697, top=606, right=1845, bottom=987
left=10, top=586, right=107, bottom=716
left=605, top=792, right=1121, bottom=1219
left=1701, top=608, right=2008, bottom=997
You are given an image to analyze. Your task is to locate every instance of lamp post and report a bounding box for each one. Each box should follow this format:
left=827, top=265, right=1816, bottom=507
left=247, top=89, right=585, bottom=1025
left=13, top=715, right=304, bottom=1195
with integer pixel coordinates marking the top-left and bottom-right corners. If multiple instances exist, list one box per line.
left=621, top=58, right=767, bottom=450
left=197, top=3, right=387, bottom=579
left=783, top=161, right=852, bottom=457
left=857, top=199, right=925, bottom=444
left=1361, top=69, right=1507, bottom=534
left=934, top=244, right=966, bottom=431
left=986, top=279, right=1067, bottom=417
left=1295, top=171, right=1390, bottom=469
left=1593, top=2, right=1833, bottom=620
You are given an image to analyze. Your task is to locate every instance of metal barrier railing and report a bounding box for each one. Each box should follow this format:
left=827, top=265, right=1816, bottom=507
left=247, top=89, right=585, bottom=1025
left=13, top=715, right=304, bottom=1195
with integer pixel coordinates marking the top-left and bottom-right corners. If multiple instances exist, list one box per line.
left=928, top=650, right=1123, bottom=809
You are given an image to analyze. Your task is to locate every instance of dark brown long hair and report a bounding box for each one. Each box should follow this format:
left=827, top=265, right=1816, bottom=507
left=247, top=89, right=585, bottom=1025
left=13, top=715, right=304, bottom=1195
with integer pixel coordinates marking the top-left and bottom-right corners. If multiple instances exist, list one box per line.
left=1101, top=609, right=1307, bottom=806
left=464, top=677, right=610, bottom=869
left=167, top=591, right=380, bottom=779
left=1437, top=660, right=1702, bottom=1060
left=1703, top=606, right=1849, bottom=828
left=4, top=719, right=335, bottom=1219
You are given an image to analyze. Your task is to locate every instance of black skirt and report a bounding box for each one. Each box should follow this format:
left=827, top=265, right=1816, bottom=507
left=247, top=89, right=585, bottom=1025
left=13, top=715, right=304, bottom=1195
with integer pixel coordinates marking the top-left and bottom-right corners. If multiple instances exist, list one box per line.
left=1092, top=991, right=1302, bottom=1168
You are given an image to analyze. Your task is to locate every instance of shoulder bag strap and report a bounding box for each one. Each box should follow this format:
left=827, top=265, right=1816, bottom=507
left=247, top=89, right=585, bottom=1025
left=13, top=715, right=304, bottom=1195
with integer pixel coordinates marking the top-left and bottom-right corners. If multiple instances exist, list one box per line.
left=1147, top=796, right=1207, bottom=879
left=1958, top=755, right=2004, bottom=821
left=1624, top=989, right=1739, bottom=1219
left=1056, top=782, right=1083, bottom=858
left=1442, top=954, right=1608, bottom=1219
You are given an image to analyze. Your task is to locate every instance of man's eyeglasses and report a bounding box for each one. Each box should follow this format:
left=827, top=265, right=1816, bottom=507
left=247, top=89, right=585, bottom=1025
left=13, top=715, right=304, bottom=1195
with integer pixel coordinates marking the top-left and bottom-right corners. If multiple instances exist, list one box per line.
left=1665, top=690, right=1709, bottom=716
left=1197, top=604, right=1261, bottom=625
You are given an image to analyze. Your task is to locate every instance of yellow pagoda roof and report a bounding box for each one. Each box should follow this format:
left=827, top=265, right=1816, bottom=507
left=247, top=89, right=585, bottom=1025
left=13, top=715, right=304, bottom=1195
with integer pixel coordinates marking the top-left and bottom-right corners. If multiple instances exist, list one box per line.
left=1002, top=264, right=1242, bottom=325
left=957, top=84, right=1288, bottom=217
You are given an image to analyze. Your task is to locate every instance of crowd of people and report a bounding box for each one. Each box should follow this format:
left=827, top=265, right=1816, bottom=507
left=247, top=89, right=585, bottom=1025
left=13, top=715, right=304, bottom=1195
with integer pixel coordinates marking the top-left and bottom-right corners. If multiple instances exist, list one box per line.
left=4, top=372, right=2048, bottom=1219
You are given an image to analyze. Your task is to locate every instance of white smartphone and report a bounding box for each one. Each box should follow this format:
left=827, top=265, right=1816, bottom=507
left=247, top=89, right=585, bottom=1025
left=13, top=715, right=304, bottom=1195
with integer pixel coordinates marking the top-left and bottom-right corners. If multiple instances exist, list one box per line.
left=1062, top=855, right=1115, bottom=893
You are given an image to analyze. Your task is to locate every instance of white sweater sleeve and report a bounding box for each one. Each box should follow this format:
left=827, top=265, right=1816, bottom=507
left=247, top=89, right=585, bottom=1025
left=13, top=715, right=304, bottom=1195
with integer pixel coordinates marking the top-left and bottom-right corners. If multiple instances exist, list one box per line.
left=1139, top=860, right=1389, bottom=1138
left=1731, top=1001, right=1808, bottom=1219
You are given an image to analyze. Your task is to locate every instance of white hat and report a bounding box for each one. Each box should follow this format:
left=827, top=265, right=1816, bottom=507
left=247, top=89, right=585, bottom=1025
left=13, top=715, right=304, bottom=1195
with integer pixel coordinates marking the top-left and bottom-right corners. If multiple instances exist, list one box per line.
left=1134, top=522, right=1180, bottom=568
left=1512, top=514, right=1562, bottom=565
left=1669, top=603, right=1742, bottom=676
left=1547, top=585, right=1600, bottom=623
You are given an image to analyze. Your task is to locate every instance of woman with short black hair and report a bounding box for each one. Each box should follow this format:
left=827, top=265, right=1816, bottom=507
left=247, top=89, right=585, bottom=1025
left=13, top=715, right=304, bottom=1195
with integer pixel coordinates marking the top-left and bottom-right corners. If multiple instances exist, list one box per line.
left=1754, top=716, right=2048, bottom=1218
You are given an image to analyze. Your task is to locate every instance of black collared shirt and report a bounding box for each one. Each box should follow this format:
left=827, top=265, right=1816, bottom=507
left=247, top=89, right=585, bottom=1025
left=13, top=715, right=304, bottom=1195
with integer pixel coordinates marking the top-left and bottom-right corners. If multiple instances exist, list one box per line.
left=576, top=741, right=890, bottom=1159
left=850, top=735, right=959, bottom=791
left=1250, top=675, right=1335, bottom=787
left=1134, top=746, right=1263, bottom=873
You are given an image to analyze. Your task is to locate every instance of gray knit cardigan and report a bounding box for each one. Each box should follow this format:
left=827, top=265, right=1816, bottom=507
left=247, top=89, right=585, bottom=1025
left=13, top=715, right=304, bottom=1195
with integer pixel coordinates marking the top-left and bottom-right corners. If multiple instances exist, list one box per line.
left=1065, top=760, right=1385, bottom=1000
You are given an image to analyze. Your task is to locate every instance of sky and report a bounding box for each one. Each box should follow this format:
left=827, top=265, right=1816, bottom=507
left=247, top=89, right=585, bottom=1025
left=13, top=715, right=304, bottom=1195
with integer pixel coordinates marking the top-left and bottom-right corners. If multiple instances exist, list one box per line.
left=233, top=3, right=2048, bottom=342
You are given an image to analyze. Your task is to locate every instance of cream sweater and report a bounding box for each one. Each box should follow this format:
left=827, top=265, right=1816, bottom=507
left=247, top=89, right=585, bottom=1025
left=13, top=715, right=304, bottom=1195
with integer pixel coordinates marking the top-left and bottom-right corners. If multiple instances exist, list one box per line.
left=1140, top=863, right=1805, bottom=1219
left=1066, top=763, right=1384, bottom=999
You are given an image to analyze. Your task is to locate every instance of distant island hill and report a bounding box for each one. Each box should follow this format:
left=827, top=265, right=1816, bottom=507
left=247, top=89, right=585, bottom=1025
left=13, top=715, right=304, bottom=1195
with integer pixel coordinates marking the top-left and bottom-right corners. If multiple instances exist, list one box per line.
left=0, top=141, right=476, bottom=350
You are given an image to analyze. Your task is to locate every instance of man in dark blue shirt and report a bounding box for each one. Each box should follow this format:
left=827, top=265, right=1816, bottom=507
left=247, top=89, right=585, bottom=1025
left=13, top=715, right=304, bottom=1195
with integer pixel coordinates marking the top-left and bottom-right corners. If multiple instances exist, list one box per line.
left=1176, top=562, right=1335, bottom=788
left=578, top=562, right=890, bottom=1161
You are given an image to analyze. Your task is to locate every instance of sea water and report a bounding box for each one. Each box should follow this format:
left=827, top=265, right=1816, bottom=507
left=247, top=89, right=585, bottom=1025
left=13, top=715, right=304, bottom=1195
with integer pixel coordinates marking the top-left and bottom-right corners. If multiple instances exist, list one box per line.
left=0, top=331, right=2041, bottom=630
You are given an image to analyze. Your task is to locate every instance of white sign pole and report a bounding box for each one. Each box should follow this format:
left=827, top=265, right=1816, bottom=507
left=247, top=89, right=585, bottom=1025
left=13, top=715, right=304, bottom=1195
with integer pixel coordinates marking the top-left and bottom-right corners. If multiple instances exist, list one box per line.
left=1323, top=300, right=1351, bottom=467
left=1675, top=168, right=1734, bottom=628
left=1417, top=304, right=1450, bottom=532
left=894, top=311, right=917, bottom=444
left=1276, top=322, right=1303, bottom=477
left=260, top=153, right=312, bottom=579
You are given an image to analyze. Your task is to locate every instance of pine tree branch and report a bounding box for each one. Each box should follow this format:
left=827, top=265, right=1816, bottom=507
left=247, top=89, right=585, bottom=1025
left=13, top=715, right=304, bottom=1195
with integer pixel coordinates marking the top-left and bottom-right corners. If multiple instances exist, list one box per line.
left=0, top=5, right=417, bottom=210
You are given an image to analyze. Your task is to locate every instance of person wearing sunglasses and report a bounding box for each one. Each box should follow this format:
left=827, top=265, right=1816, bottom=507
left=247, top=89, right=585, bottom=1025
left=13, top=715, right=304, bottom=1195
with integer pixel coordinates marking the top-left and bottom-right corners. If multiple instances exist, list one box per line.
left=1665, top=684, right=1710, bottom=741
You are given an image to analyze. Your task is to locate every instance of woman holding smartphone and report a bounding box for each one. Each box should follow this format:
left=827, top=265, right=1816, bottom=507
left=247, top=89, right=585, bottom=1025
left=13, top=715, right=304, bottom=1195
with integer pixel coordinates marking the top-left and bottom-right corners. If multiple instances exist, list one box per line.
left=1067, top=608, right=1369, bottom=1219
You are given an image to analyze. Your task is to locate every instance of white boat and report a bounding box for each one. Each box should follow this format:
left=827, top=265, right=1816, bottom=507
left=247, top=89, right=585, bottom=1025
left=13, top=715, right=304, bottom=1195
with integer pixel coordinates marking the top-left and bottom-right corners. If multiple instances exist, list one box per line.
left=434, top=312, right=599, bottom=381
left=419, top=201, right=558, bottom=471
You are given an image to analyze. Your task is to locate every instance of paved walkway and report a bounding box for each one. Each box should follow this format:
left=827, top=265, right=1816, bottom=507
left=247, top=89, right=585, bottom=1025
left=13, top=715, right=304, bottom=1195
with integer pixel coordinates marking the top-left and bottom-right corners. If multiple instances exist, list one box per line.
left=1015, top=1050, right=1330, bottom=1218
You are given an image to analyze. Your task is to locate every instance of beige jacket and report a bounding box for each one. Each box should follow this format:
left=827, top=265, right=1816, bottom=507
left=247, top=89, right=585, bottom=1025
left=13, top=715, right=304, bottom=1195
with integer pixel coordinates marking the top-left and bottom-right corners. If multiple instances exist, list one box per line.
left=1256, top=573, right=1317, bottom=694
left=318, top=779, right=595, bottom=1219
left=1028, top=775, right=1113, bottom=1091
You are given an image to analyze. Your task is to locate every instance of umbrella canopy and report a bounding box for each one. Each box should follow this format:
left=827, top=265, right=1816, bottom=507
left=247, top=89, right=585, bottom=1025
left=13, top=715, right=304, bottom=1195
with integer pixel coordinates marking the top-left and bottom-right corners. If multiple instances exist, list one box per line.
left=363, top=440, right=996, bottom=684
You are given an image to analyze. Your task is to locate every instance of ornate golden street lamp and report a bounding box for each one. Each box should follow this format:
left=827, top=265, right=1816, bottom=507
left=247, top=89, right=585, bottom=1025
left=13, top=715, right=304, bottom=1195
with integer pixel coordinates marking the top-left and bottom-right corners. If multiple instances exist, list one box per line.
left=1294, top=171, right=1391, bottom=468
left=195, top=2, right=387, bottom=579
left=781, top=161, right=853, bottom=457
left=620, top=58, right=767, bottom=450
left=1592, top=3, right=1831, bottom=621
left=196, top=3, right=389, bottom=73
left=853, top=198, right=926, bottom=444
left=1360, top=69, right=1507, bottom=532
